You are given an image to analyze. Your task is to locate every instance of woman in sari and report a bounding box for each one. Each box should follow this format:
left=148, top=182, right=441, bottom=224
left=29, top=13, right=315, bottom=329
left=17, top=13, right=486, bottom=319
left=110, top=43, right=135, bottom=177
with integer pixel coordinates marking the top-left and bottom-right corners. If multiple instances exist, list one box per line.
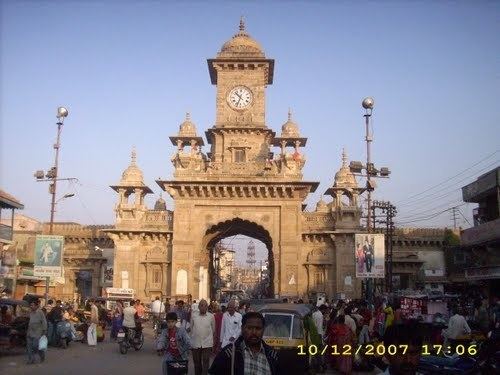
left=110, top=300, right=124, bottom=340
left=326, top=315, right=354, bottom=374
left=213, top=303, right=223, bottom=354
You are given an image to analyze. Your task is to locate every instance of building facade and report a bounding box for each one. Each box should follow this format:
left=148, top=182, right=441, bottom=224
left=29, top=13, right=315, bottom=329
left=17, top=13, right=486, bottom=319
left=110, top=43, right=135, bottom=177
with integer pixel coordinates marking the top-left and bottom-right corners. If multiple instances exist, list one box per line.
left=447, top=166, right=500, bottom=298
left=5, top=23, right=459, bottom=303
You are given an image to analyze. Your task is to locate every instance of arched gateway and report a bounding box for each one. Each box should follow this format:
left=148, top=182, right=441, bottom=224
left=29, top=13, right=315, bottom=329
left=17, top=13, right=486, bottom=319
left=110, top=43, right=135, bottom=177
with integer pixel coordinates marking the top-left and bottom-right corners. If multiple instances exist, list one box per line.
left=107, top=21, right=365, bottom=301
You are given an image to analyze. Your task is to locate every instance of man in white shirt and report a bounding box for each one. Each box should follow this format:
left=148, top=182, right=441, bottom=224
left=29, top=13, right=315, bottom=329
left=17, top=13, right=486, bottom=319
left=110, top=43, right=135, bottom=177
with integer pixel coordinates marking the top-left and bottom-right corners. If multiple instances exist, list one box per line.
left=220, top=300, right=242, bottom=348
left=445, top=307, right=471, bottom=340
left=87, top=299, right=100, bottom=346
left=190, top=299, right=215, bottom=375
left=344, top=306, right=357, bottom=334
left=151, top=297, right=165, bottom=318
left=312, top=305, right=327, bottom=336
left=312, top=304, right=328, bottom=372
left=122, top=304, right=137, bottom=330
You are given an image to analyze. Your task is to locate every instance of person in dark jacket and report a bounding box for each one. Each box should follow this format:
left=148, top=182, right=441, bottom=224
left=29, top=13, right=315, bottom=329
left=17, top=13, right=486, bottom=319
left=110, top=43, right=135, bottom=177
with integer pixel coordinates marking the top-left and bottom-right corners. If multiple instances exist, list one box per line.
left=208, top=311, right=279, bottom=375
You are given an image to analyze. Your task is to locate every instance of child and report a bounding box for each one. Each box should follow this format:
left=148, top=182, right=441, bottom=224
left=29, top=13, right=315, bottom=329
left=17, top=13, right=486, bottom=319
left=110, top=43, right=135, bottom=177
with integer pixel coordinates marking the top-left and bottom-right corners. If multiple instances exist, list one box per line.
left=157, top=312, right=191, bottom=374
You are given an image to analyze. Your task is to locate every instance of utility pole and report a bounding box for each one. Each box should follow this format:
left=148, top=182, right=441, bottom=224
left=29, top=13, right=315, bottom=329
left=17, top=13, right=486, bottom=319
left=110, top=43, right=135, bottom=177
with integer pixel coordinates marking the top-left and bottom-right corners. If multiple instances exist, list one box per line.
left=350, top=98, right=391, bottom=302
left=451, top=206, right=459, bottom=229
left=373, top=200, right=397, bottom=292
left=34, top=107, right=76, bottom=304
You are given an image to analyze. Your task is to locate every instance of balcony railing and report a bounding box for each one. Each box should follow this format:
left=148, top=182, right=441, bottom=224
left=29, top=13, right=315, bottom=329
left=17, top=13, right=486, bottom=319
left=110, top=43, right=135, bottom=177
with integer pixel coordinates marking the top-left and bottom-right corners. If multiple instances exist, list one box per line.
left=0, top=223, right=13, bottom=242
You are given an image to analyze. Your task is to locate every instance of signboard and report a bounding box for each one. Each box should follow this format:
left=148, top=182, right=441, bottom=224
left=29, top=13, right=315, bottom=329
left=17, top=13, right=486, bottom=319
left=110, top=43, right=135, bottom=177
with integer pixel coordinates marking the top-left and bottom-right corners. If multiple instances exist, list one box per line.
left=354, top=233, right=385, bottom=278
left=34, top=235, right=64, bottom=277
left=465, top=266, right=500, bottom=280
left=400, top=297, right=428, bottom=318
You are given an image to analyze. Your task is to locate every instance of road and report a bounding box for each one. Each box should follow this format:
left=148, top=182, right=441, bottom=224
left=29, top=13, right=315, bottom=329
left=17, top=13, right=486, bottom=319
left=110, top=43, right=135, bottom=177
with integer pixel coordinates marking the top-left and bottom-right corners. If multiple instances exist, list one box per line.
left=0, top=327, right=382, bottom=374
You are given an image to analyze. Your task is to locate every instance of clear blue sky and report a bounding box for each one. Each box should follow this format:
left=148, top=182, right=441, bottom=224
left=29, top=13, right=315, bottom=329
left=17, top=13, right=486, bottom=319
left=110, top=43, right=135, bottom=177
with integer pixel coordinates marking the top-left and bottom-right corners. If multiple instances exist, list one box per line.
left=1, top=1, right=499, bottom=232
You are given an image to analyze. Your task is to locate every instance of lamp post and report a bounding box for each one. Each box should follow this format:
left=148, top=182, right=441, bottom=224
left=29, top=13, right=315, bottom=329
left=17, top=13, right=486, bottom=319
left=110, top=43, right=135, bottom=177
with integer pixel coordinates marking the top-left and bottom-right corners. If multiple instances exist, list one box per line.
left=350, top=98, right=391, bottom=301
left=34, top=107, right=77, bottom=304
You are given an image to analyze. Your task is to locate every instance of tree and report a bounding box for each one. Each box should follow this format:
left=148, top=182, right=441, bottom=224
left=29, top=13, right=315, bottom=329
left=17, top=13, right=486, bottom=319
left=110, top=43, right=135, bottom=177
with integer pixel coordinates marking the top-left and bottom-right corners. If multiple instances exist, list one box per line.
left=443, top=228, right=460, bottom=246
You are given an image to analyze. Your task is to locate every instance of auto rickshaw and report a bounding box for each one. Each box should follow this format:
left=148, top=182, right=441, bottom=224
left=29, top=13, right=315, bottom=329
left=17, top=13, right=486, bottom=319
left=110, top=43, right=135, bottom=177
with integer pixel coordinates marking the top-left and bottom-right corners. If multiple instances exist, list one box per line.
left=0, top=298, right=30, bottom=349
left=258, top=303, right=313, bottom=375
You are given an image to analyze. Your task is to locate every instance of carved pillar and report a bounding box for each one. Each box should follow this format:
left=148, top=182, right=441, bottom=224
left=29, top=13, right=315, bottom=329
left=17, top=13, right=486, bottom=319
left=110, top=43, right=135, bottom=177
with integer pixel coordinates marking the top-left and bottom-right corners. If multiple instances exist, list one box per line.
left=143, top=263, right=150, bottom=296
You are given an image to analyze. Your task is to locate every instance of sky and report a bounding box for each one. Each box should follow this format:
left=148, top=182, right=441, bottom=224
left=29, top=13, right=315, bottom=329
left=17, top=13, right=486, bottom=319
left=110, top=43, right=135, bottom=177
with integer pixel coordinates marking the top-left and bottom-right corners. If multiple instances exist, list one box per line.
left=1, top=0, right=499, bottom=247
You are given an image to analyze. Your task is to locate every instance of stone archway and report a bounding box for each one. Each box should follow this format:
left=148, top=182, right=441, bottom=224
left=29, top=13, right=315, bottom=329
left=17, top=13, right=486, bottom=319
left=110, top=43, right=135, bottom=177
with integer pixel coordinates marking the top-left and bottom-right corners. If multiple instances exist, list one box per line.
left=203, top=218, right=274, bottom=300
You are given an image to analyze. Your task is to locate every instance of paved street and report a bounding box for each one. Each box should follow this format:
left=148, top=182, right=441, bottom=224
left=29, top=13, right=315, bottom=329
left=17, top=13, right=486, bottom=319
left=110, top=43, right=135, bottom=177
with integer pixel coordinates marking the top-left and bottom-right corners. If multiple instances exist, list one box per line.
left=0, top=327, right=382, bottom=375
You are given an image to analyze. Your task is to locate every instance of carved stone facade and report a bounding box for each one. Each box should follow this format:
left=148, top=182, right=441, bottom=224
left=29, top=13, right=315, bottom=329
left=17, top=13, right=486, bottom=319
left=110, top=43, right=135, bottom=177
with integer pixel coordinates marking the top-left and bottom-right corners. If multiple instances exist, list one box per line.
left=103, top=21, right=375, bottom=300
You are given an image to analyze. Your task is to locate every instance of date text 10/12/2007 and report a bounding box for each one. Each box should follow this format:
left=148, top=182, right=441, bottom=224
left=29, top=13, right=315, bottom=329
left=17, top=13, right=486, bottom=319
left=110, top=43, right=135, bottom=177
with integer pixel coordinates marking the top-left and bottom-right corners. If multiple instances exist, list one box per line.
left=296, top=344, right=478, bottom=357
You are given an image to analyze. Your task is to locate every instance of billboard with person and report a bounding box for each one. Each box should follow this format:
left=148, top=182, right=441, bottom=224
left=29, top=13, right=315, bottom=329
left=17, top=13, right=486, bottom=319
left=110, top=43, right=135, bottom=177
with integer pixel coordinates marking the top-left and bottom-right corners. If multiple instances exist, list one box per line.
left=34, top=235, right=64, bottom=277
left=354, top=233, right=385, bottom=278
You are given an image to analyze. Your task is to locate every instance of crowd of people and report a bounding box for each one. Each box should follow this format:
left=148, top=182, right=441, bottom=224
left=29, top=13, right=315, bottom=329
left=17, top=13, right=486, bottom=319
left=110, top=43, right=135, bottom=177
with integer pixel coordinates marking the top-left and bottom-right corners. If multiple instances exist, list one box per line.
left=2, top=292, right=499, bottom=374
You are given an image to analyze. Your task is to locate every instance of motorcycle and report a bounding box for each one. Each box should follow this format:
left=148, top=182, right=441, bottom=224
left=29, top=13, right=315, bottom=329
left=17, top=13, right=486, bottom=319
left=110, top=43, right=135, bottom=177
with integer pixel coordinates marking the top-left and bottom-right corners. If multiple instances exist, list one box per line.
left=117, top=327, right=144, bottom=354
left=48, top=320, right=72, bottom=348
left=56, top=321, right=73, bottom=348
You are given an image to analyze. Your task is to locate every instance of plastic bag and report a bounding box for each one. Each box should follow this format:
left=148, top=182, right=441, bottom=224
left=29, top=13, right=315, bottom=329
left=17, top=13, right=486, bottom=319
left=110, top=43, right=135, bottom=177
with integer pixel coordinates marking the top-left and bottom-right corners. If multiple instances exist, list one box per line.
left=38, top=335, right=48, bottom=351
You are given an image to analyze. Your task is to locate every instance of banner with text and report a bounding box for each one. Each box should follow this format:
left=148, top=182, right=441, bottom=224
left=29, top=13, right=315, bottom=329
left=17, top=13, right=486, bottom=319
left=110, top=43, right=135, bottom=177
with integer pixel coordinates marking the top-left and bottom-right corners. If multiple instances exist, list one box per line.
left=34, top=235, right=64, bottom=277
left=354, top=233, right=385, bottom=278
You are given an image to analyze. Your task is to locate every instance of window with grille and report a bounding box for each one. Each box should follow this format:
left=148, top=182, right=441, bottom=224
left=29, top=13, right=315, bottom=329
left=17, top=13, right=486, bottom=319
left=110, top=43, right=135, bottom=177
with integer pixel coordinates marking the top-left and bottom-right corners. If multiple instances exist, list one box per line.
left=234, top=149, right=246, bottom=163
left=153, top=268, right=161, bottom=286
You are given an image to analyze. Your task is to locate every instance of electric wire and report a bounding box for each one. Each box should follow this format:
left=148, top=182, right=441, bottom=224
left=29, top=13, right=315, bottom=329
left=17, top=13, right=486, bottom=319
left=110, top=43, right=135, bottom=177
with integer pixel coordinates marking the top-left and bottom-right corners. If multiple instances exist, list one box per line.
left=396, top=203, right=467, bottom=225
left=394, top=150, right=499, bottom=205
left=396, top=158, right=500, bottom=208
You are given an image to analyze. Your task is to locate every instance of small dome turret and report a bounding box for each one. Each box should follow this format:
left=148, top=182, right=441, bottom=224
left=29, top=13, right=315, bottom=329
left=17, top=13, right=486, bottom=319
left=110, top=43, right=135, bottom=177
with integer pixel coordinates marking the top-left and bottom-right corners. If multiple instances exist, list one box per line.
left=120, top=148, right=145, bottom=186
left=281, top=109, right=300, bottom=138
left=334, top=149, right=358, bottom=188
left=178, top=112, right=198, bottom=137
left=154, top=194, right=167, bottom=211
left=218, top=17, right=265, bottom=59
left=315, top=198, right=328, bottom=212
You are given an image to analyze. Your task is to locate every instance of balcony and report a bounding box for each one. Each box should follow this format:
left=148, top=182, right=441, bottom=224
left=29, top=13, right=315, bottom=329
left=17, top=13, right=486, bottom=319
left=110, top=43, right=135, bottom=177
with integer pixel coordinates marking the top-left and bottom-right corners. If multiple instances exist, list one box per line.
left=0, top=223, right=13, bottom=242
left=461, top=217, right=500, bottom=246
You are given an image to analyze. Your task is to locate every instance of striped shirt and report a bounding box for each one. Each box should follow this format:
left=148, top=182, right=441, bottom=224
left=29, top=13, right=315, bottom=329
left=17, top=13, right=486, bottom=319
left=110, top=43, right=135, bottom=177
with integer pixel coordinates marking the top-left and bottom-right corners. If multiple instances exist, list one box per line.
left=242, top=341, right=271, bottom=375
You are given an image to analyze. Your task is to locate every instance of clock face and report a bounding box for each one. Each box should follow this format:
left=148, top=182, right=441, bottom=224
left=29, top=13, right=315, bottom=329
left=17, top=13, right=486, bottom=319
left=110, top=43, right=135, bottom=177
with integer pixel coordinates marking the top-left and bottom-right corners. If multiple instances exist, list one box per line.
left=228, top=86, right=253, bottom=110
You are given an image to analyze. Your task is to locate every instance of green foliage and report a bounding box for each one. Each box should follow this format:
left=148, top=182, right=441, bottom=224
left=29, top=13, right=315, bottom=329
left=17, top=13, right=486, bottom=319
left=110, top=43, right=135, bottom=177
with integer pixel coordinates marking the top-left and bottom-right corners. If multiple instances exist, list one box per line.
left=443, top=228, right=460, bottom=246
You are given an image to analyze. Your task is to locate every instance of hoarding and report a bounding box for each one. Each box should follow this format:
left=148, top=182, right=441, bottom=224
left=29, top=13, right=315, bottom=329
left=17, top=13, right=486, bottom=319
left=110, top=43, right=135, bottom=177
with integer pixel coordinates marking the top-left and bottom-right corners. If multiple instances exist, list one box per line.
left=34, top=235, right=64, bottom=277
left=354, top=233, right=385, bottom=278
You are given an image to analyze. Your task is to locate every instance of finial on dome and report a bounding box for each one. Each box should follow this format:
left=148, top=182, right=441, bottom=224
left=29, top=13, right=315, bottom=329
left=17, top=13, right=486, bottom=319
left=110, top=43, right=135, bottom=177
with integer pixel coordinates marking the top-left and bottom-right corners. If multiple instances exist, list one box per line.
left=342, top=148, right=348, bottom=167
left=288, top=108, right=292, bottom=121
left=131, top=147, right=137, bottom=165
left=186, top=112, right=191, bottom=121
left=239, top=16, right=245, bottom=32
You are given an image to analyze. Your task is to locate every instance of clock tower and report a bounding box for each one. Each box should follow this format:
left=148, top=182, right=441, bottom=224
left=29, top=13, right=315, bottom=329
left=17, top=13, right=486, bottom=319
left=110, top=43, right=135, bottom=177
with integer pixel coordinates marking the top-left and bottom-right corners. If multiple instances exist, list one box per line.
left=206, top=19, right=275, bottom=169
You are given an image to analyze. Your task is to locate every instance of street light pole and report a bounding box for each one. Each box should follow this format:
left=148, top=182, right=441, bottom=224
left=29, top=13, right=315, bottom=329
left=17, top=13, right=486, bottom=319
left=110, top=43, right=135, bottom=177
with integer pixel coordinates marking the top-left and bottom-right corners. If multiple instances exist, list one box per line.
left=362, top=97, right=374, bottom=232
left=46, top=107, right=68, bottom=304
left=49, top=120, right=64, bottom=235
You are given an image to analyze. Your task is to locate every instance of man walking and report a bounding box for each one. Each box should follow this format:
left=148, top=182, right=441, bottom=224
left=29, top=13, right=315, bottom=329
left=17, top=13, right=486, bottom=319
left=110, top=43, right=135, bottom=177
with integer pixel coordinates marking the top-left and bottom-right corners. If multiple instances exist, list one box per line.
left=312, top=304, right=328, bottom=372
left=220, top=300, right=242, bottom=348
left=209, top=311, right=279, bottom=374
left=27, top=299, right=47, bottom=364
left=87, top=298, right=99, bottom=346
left=190, top=299, right=216, bottom=375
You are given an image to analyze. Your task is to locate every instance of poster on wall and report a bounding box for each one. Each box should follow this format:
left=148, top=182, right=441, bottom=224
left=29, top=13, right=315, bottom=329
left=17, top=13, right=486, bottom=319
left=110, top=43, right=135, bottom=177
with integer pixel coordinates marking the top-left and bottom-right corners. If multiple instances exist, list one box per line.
left=34, top=235, right=64, bottom=277
left=354, top=233, right=385, bottom=278
left=104, top=266, right=114, bottom=284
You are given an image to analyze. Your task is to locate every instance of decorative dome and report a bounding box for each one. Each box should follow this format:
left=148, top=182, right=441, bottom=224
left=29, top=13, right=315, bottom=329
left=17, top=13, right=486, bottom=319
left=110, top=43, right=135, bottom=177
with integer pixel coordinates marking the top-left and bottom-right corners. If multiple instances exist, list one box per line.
left=315, top=198, right=328, bottom=212
left=334, top=149, right=358, bottom=188
left=154, top=194, right=167, bottom=211
left=281, top=109, right=300, bottom=138
left=218, top=18, right=265, bottom=59
left=178, top=112, right=198, bottom=137
left=120, top=148, right=145, bottom=186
